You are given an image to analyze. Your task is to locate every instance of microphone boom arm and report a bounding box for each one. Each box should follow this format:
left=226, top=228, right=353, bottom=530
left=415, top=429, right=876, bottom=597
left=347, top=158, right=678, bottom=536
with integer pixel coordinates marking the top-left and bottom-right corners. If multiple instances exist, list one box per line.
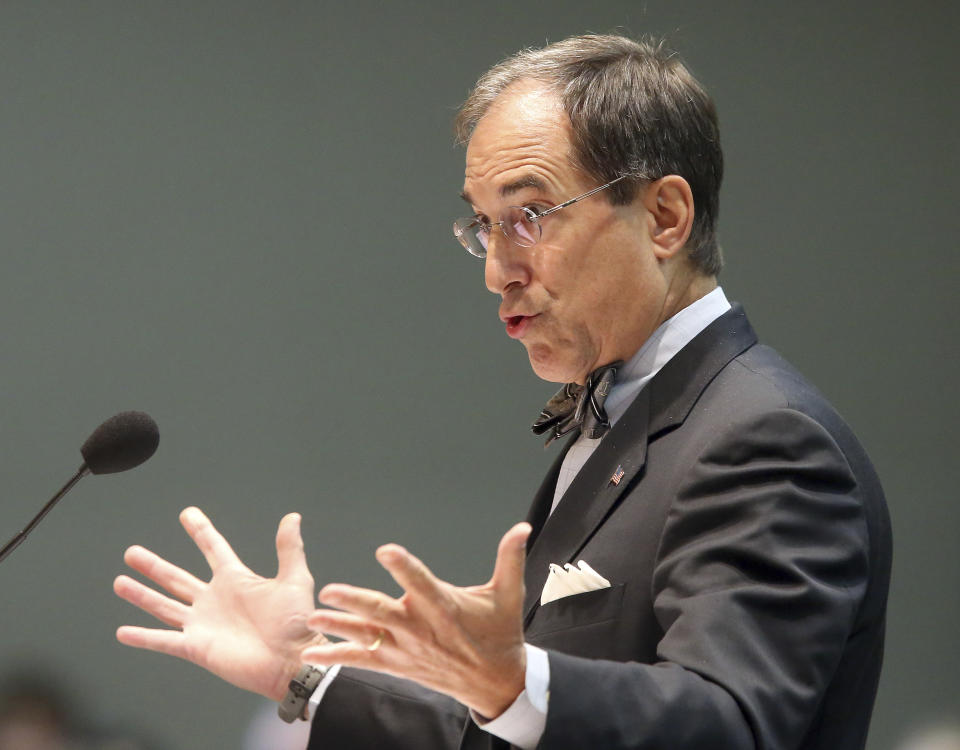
left=0, top=464, right=91, bottom=564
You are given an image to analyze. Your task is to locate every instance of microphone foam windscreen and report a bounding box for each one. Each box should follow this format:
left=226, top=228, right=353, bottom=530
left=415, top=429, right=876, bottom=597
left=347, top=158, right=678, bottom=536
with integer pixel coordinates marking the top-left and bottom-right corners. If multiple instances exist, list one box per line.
left=80, top=411, right=160, bottom=475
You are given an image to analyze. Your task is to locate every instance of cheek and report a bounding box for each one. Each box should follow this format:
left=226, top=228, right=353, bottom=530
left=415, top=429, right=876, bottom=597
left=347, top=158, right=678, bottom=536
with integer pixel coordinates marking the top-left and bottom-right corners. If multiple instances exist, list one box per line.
left=544, top=253, right=621, bottom=320
left=548, top=251, right=659, bottom=350
left=533, top=240, right=592, bottom=299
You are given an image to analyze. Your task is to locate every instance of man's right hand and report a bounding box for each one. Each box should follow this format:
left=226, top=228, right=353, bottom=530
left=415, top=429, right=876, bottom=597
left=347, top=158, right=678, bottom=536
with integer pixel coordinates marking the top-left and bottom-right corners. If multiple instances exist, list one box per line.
left=114, top=507, right=325, bottom=702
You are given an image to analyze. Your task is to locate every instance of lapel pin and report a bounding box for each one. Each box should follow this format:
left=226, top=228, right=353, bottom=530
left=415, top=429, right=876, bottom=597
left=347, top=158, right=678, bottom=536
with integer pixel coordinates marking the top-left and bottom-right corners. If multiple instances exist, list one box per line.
left=610, top=464, right=625, bottom=486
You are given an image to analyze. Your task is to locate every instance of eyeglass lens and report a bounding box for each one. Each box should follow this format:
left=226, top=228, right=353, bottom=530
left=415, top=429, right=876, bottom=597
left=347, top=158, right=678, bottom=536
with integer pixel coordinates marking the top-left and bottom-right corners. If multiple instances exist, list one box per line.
left=453, top=207, right=541, bottom=258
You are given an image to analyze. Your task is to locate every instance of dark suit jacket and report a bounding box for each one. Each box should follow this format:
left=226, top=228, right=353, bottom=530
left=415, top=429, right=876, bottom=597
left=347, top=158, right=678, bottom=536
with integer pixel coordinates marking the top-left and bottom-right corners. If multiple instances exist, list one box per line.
left=309, top=305, right=892, bottom=750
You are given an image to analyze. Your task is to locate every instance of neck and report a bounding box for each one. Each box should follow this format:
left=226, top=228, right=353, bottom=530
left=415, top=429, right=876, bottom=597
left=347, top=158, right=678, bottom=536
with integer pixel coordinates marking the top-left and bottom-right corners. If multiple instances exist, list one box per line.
left=586, top=272, right=716, bottom=383
left=663, top=271, right=717, bottom=322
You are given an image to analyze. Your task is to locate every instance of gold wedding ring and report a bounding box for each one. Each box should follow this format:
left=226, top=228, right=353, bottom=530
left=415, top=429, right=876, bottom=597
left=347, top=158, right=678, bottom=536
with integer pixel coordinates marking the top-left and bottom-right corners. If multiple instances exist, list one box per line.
left=367, top=630, right=385, bottom=652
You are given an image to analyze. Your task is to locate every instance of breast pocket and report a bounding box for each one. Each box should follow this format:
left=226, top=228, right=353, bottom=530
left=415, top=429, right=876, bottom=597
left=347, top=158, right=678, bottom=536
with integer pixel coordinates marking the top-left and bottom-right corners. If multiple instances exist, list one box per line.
left=525, top=583, right=626, bottom=647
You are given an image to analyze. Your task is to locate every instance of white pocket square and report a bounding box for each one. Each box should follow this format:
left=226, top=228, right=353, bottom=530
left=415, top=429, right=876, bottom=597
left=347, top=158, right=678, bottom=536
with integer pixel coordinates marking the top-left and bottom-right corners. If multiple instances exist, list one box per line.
left=540, top=560, right=611, bottom=606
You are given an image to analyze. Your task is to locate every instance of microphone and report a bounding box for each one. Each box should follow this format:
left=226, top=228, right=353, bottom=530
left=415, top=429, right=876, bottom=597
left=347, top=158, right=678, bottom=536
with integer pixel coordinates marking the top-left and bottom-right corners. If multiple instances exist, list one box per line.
left=0, top=411, right=159, bottom=564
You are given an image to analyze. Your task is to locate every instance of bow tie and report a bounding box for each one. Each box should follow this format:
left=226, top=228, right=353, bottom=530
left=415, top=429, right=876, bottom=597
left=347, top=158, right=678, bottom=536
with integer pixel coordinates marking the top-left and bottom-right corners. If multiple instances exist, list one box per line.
left=531, top=361, right=623, bottom=446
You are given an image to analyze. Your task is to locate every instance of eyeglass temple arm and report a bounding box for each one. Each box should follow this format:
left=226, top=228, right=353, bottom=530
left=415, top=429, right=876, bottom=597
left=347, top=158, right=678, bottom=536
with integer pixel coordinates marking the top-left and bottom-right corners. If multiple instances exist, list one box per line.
left=535, top=175, right=631, bottom=218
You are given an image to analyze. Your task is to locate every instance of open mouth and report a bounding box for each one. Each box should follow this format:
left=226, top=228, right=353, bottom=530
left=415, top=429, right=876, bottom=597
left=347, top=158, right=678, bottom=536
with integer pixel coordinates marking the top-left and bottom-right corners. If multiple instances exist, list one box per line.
left=505, top=314, right=537, bottom=339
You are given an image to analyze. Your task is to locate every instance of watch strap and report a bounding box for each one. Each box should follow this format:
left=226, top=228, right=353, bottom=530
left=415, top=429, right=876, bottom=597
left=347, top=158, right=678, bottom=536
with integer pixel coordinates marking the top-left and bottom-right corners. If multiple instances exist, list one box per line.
left=278, top=664, right=327, bottom=723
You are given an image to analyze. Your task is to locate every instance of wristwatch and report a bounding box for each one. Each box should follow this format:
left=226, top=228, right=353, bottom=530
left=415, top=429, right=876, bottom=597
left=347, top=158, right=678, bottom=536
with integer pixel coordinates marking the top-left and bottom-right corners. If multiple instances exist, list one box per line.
left=278, top=664, right=327, bottom=723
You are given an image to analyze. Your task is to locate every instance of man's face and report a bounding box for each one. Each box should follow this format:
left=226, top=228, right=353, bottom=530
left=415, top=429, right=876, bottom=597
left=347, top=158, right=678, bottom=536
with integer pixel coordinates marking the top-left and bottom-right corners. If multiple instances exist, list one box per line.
left=462, top=83, right=670, bottom=384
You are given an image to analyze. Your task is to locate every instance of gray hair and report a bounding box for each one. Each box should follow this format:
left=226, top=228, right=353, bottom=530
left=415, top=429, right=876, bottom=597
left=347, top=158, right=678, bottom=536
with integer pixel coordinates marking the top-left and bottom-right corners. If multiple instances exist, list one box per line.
left=455, top=34, right=724, bottom=276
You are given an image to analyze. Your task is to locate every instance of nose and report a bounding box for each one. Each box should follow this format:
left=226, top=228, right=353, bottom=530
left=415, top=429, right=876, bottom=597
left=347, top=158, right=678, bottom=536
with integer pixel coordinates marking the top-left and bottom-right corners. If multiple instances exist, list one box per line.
left=484, top=227, right=530, bottom=295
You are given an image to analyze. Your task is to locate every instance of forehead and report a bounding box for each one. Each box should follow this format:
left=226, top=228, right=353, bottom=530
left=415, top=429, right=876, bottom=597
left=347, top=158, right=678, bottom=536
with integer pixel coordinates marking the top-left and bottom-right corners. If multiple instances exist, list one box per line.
left=463, top=83, right=577, bottom=201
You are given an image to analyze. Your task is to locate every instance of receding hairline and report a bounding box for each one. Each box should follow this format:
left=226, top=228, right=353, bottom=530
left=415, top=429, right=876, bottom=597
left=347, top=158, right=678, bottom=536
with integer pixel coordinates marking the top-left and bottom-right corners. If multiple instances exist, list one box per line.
left=456, top=75, right=568, bottom=146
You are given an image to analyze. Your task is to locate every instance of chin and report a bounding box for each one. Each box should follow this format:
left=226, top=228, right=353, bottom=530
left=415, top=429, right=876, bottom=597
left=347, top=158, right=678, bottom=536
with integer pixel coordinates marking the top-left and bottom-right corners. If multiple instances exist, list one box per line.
left=526, top=345, right=581, bottom=384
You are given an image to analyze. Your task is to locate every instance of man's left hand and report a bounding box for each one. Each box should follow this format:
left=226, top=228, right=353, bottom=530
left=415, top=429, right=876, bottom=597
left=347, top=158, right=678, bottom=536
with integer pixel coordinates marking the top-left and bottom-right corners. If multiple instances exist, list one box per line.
left=303, top=522, right=531, bottom=719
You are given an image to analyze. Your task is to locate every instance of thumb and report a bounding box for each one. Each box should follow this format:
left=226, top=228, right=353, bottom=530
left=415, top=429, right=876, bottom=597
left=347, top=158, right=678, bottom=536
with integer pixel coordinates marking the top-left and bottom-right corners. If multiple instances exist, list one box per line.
left=490, top=522, right=531, bottom=604
left=276, top=512, right=311, bottom=582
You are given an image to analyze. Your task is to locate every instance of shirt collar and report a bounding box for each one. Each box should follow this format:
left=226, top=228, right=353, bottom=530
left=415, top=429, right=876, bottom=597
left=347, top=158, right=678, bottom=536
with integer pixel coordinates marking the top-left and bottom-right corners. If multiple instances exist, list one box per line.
left=604, top=286, right=731, bottom=426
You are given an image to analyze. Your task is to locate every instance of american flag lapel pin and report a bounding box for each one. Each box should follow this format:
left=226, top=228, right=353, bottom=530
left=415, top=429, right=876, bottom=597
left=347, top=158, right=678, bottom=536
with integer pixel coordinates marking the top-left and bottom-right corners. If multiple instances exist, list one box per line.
left=610, top=464, right=625, bottom=486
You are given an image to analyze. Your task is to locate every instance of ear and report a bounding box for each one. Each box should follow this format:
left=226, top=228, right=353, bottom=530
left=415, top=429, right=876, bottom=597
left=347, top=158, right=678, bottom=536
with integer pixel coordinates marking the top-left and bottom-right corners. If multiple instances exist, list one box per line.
left=641, top=176, right=694, bottom=260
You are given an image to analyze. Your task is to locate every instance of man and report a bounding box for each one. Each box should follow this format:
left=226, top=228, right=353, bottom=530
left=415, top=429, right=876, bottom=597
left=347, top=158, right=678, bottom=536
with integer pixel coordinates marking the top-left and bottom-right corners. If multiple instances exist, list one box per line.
left=114, top=34, right=891, bottom=749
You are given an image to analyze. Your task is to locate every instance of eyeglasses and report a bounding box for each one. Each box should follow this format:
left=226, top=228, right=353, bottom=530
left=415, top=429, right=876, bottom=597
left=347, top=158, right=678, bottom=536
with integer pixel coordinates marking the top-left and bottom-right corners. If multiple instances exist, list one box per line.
left=452, top=175, right=629, bottom=259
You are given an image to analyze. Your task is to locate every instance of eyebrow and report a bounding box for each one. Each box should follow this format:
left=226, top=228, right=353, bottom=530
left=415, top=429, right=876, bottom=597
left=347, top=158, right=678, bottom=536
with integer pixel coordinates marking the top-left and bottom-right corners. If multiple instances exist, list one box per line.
left=459, top=174, right=550, bottom=206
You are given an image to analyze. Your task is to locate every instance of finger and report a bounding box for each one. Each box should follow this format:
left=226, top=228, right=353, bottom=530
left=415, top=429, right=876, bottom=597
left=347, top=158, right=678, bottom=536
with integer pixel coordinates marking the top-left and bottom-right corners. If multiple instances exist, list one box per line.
left=375, top=544, right=443, bottom=603
left=123, top=545, right=204, bottom=603
left=275, top=513, right=311, bottom=583
left=318, top=584, right=403, bottom=627
left=116, top=625, right=188, bottom=660
left=180, top=507, right=242, bottom=574
left=489, top=522, right=531, bottom=605
left=114, top=574, right=191, bottom=628
left=307, top=610, right=386, bottom=647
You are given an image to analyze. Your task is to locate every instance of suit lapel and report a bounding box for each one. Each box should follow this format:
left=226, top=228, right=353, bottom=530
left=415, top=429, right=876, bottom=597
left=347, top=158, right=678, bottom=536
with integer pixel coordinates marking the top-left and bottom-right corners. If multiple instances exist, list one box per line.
left=645, top=303, right=757, bottom=437
left=522, top=304, right=758, bottom=623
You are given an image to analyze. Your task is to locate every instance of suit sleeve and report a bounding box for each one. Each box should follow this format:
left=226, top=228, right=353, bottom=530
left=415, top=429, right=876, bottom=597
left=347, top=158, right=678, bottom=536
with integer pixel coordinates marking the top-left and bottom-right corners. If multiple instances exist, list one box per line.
left=539, top=408, right=871, bottom=750
left=308, top=667, right=467, bottom=749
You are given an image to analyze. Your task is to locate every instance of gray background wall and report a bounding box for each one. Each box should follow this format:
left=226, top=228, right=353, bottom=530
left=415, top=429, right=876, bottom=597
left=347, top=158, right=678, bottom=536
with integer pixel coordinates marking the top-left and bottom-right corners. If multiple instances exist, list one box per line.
left=0, top=1, right=956, bottom=748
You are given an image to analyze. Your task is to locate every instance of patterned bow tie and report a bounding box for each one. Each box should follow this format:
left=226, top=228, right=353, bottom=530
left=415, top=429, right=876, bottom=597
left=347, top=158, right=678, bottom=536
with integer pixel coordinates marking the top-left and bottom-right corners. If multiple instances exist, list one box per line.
left=531, top=361, right=623, bottom=446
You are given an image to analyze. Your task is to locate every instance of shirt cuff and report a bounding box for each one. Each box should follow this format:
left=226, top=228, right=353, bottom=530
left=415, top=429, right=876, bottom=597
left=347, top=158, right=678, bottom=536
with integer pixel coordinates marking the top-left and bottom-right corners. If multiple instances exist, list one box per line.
left=305, top=663, right=342, bottom=720
left=471, top=644, right=549, bottom=750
